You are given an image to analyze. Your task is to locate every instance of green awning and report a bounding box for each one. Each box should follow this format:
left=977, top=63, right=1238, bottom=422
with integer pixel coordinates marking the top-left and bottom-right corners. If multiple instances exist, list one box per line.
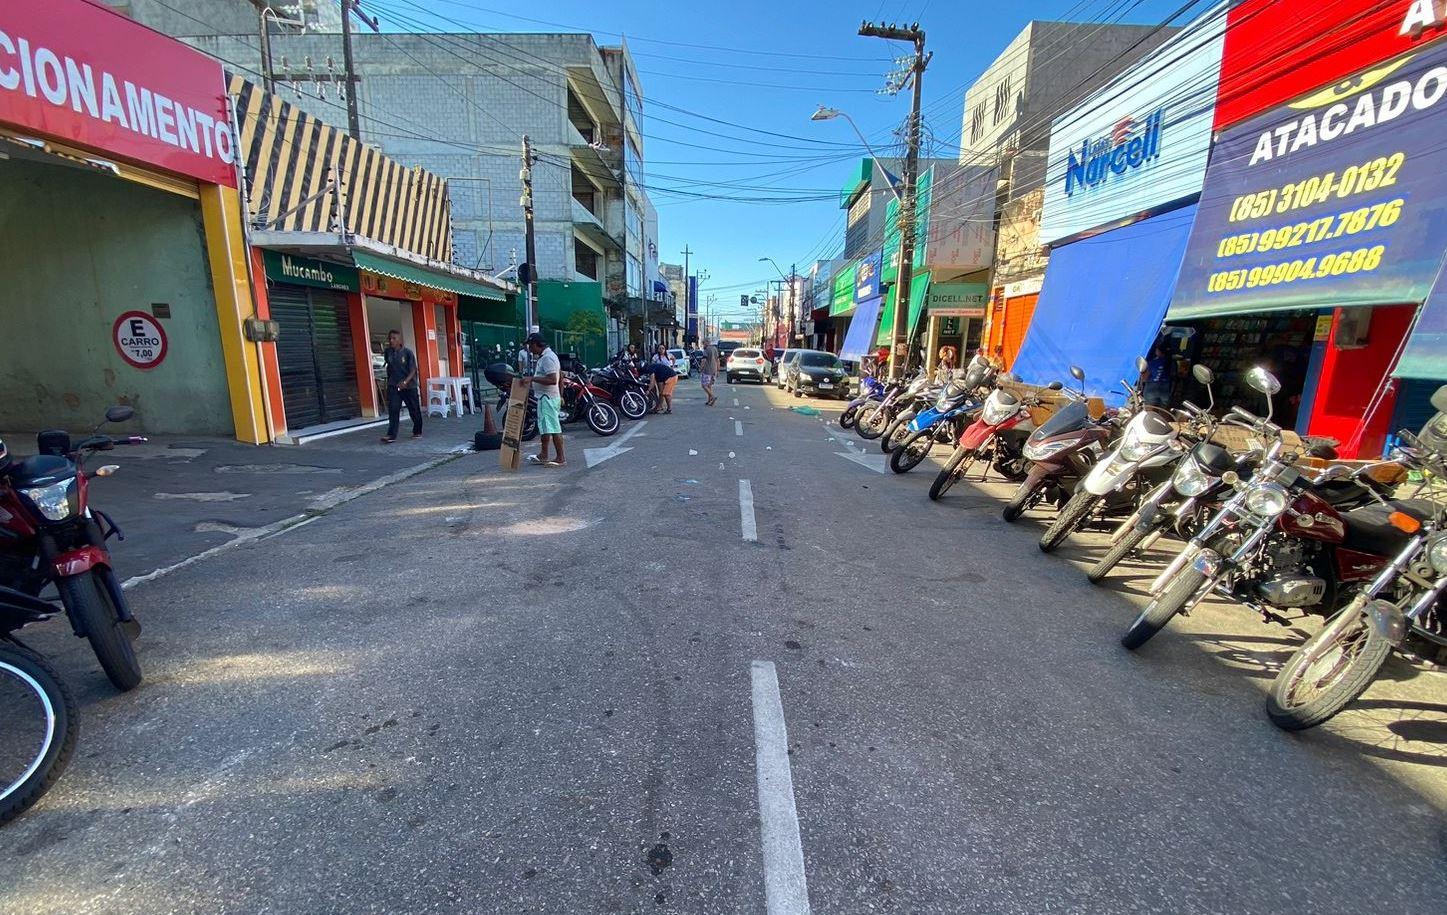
left=877, top=274, right=930, bottom=346
left=353, top=250, right=507, bottom=301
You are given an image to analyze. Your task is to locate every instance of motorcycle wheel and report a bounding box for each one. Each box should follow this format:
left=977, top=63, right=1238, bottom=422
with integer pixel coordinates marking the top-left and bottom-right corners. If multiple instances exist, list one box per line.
left=929, top=446, right=974, bottom=501
left=0, top=644, right=76, bottom=824
left=881, top=413, right=914, bottom=454
left=856, top=404, right=890, bottom=440
left=839, top=404, right=859, bottom=430
left=1002, top=480, right=1042, bottom=522
left=585, top=401, right=620, bottom=437
left=1265, top=608, right=1392, bottom=730
left=58, top=571, right=142, bottom=691
left=1039, top=492, right=1100, bottom=553
left=1121, top=568, right=1205, bottom=651
left=1087, top=522, right=1152, bottom=584
left=619, top=391, right=647, bottom=420
left=889, top=431, right=934, bottom=474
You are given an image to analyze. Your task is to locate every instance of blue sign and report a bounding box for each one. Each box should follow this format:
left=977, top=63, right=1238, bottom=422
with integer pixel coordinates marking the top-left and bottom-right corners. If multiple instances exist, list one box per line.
left=854, top=250, right=882, bottom=304
left=1169, top=40, right=1447, bottom=320
left=1064, top=108, right=1163, bottom=197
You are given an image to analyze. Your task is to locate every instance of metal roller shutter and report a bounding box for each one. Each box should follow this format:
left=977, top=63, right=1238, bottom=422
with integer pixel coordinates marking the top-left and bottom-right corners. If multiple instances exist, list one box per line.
left=269, top=285, right=361, bottom=430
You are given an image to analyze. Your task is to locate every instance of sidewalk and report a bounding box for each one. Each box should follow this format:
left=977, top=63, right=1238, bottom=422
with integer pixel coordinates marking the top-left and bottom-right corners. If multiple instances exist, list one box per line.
left=3, top=413, right=490, bottom=585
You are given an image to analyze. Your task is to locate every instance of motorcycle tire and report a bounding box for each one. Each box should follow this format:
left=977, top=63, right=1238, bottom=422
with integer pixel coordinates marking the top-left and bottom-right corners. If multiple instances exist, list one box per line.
left=0, top=644, right=77, bottom=825
left=1087, top=522, right=1152, bottom=584
left=1121, top=568, right=1205, bottom=651
left=1265, top=608, right=1392, bottom=731
left=1002, top=480, right=1042, bottom=522
left=585, top=401, right=620, bottom=437
left=58, top=570, right=142, bottom=692
left=856, top=404, right=890, bottom=440
left=881, top=413, right=914, bottom=454
left=1039, top=492, right=1100, bottom=553
left=929, top=446, right=974, bottom=501
left=889, top=431, right=934, bottom=474
left=497, top=403, right=540, bottom=442
left=619, top=391, right=647, bottom=420
left=839, top=404, right=859, bottom=430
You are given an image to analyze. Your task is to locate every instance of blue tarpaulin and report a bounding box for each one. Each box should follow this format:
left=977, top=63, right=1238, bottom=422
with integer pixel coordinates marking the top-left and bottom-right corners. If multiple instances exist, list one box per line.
left=1394, top=262, right=1447, bottom=380
left=1011, top=204, right=1197, bottom=405
left=839, top=295, right=883, bottom=362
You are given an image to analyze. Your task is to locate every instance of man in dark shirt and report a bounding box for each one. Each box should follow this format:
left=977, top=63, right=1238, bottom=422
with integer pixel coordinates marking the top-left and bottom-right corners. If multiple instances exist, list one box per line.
left=381, top=329, right=422, bottom=442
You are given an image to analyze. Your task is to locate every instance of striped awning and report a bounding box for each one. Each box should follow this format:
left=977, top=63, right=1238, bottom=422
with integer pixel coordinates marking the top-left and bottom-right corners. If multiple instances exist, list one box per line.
left=353, top=251, right=507, bottom=302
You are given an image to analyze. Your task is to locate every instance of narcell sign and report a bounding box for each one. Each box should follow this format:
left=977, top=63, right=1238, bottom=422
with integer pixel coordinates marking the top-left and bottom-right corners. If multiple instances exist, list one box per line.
left=113, top=311, right=168, bottom=370
left=0, top=0, right=236, bottom=187
left=1169, top=40, right=1447, bottom=319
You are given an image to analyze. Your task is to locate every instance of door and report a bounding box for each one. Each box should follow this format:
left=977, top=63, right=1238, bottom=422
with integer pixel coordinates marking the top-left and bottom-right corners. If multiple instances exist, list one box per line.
left=270, top=285, right=362, bottom=430
left=434, top=304, right=450, bottom=378
left=1002, top=294, right=1038, bottom=370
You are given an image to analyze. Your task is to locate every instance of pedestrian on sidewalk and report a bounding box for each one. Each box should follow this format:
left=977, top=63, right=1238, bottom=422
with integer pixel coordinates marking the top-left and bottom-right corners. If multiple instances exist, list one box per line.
left=700, top=338, right=721, bottom=406
left=523, top=332, right=566, bottom=466
left=645, top=346, right=679, bottom=414
left=381, top=330, right=422, bottom=443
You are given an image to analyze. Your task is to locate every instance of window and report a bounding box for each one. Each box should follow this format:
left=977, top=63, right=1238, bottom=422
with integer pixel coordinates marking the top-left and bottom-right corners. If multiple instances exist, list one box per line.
left=574, top=239, right=599, bottom=279
left=627, top=255, right=643, bottom=296
left=800, top=352, right=841, bottom=369
left=625, top=198, right=642, bottom=239
left=969, top=104, right=985, bottom=143
left=624, top=136, right=643, bottom=184
left=844, top=189, right=872, bottom=258
left=993, top=78, right=1012, bottom=125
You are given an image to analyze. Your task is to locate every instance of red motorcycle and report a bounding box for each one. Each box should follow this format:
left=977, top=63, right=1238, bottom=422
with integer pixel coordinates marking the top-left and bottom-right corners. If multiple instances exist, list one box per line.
left=1004, top=367, right=1118, bottom=523
left=0, top=407, right=147, bottom=690
left=485, top=365, right=620, bottom=438
left=928, top=379, right=1056, bottom=501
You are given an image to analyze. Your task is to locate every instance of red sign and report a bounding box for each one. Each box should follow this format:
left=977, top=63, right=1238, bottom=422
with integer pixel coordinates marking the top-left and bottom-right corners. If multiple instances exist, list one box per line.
left=1215, top=0, right=1445, bottom=130
left=113, top=311, right=168, bottom=370
left=0, top=0, right=236, bottom=186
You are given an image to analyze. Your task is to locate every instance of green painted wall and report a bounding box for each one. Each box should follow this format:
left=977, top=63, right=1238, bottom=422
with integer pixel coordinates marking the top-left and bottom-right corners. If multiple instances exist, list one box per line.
left=0, top=157, right=232, bottom=434
left=536, top=281, right=607, bottom=366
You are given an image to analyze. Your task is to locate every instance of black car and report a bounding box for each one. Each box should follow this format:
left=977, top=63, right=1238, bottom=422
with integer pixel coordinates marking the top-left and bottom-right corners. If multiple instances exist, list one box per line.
left=784, top=350, right=849, bottom=399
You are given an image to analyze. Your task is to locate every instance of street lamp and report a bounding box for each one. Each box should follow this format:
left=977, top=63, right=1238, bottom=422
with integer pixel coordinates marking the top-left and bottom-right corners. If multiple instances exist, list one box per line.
left=810, top=106, right=904, bottom=203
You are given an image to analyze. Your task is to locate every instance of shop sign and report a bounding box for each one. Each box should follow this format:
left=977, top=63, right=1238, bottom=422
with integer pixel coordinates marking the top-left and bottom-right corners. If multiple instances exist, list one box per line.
left=1314, top=314, right=1336, bottom=341
left=263, top=250, right=358, bottom=291
left=1003, top=276, right=1043, bottom=299
left=926, top=283, right=989, bottom=317
left=1171, top=39, right=1447, bottom=319
left=362, top=272, right=424, bottom=301
left=1040, top=6, right=1226, bottom=246
left=883, top=167, right=934, bottom=284
left=1216, top=0, right=1437, bottom=130
left=113, top=310, right=168, bottom=370
left=0, top=0, right=236, bottom=187
left=927, top=163, right=997, bottom=272
left=854, top=251, right=882, bottom=303
left=829, top=262, right=857, bottom=316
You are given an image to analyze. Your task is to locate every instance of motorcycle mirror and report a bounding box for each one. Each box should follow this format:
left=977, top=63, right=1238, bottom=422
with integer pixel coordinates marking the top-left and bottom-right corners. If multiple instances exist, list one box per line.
left=1135, top=355, right=1148, bottom=374
left=1191, top=364, right=1215, bottom=386
left=1245, top=366, right=1280, bottom=396
left=104, top=405, right=135, bottom=423
left=1047, top=380, right=1064, bottom=391
left=1316, top=464, right=1353, bottom=482
left=1431, top=384, right=1447, bottom=413
left=1069, top=365, right=1086, bottom=382
left=999, top=372, right=1019, bottom=383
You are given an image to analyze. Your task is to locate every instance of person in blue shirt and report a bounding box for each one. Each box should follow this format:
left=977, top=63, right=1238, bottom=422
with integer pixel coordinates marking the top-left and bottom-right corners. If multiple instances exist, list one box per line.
left=642, top=350, right=679, bottom=414
left=1142, top=342, right=1173, bottom=407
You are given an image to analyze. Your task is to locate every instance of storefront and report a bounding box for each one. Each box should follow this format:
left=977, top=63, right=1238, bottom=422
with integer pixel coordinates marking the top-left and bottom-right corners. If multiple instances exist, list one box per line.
left=921, top=283, right=988, bottom=372
left=827, top=259, right=860, bottom=357
left=0, top=0, right=266, bottom=441
left=983, top=277, right=1042, bottom=370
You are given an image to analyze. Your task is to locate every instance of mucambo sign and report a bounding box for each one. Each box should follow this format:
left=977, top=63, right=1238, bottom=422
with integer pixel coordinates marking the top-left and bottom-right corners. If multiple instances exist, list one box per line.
left=1169, top=39, right=1447, bottom=319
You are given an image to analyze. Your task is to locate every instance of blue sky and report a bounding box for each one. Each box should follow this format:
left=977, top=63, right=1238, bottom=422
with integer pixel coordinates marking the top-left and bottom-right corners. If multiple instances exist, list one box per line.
left=371, top=0, right=1188, bottom=319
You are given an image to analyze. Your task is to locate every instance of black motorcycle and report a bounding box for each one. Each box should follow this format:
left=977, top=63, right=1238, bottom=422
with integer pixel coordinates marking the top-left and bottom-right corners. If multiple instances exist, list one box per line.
left=0, top=583, right=77, bottom=824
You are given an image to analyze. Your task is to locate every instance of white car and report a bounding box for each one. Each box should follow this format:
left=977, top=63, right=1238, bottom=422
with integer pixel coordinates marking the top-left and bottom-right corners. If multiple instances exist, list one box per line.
left=726, top=347, right=771, bottom=384
left=668, top=347, right=691, bottom=378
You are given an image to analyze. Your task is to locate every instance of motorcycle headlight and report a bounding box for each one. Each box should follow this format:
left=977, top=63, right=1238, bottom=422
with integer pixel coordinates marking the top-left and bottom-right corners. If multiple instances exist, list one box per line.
left=21, top=478, right=78, bottom=521
left=1172, top=458, right=1212, bottom=497
left=982, top=400, right=1015, bottom=425
left=1428, top=534, right=1447, bottom=576
left=1024, top=439, right=1070, bottom=461
left=1244, top=482, right=1289, bottom=518
left=1119, top=435, right=1155, bottom=462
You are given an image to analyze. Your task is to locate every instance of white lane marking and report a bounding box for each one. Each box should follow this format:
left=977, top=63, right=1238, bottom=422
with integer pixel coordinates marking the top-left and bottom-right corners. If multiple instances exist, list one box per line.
left=739, top=479, right=758, bottom=542
left=733, top=398, right=740, bottom=407
left=835, top=451, right=887, bottom=473
left=583, top=420, right=648, bottom=469
left=750, top=660, right=812, bottom=915
left=689, top=449, right=699, bottom=456
left=735, top=420, right=744, bottom=436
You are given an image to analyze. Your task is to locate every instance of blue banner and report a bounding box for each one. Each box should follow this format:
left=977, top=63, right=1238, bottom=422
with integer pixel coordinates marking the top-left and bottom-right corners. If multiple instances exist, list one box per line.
left=839, top=295, right=883, bottom=362
left=1169, top=40, right=1447, bottom=320
left=854, top=251, right=882, bottom=304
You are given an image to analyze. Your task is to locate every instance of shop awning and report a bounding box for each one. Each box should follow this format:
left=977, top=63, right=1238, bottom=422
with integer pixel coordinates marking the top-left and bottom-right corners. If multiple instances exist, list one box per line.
left=352, top=250, right=507, bottom=302
left=876, top=274, right=929, bottom=346
left=1394, top=270, right=1447, bottom=380
left=839, top=295, right=883, bottom=362
left=1012, top=205, right=1196, bottom=405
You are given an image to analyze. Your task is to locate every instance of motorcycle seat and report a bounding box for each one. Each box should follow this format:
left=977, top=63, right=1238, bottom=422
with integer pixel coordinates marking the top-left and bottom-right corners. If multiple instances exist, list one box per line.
left=1341, top=500, right=1436, bottom=556
left=5, top=454, right=72, bottom=486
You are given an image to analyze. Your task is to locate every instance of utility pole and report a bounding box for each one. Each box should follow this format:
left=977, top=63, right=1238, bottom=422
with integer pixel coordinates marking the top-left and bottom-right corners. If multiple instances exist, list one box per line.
left=789, top=262, right=798, bottom=343
left=521, top=135, right=538, bottom=332
left=681, top=244, right=692, bottom=342
left=339, top=0, right=378, bottom=139
left=859, top=20, right=930, bottom=380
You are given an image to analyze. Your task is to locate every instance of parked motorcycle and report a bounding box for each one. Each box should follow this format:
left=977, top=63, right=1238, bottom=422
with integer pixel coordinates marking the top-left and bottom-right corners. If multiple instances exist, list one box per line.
left=1120, top=366, right=1408, bottom=650
left=0, top=582, right=77, bottom=824
left=856, top=372, right=927, bottom=441
left=889, top=358, right=996, bottom=474
left=840, top=374, right=889, bottom=430
left=589, top=362, right=650, bottom=420
left=1003, top=366, right=1115, bottom=523
left=928, top=376, right=1052, bottom=501
left=1265, top=400, right=1447, bottom=730
left=489, top=366, right=620, bottom=438
left=882, top=379, right=945, bottom=454
left=0, top=407, right=146, bottom=691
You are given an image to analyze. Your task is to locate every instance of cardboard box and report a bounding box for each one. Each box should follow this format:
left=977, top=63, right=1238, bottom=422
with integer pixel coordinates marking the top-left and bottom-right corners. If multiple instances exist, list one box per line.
left=499, top=378, right=530, bottom=471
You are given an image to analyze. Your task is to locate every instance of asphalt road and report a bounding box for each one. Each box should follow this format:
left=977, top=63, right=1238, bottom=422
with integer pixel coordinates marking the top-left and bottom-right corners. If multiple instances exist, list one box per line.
left=2, top=378, right=1444, bottom=914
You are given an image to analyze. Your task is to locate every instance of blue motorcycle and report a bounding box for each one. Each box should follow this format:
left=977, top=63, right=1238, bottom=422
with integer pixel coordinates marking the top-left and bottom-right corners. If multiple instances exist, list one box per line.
left=839, top=374, right=889, bottom=430
left=888, top=359, right=995, bottom=474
